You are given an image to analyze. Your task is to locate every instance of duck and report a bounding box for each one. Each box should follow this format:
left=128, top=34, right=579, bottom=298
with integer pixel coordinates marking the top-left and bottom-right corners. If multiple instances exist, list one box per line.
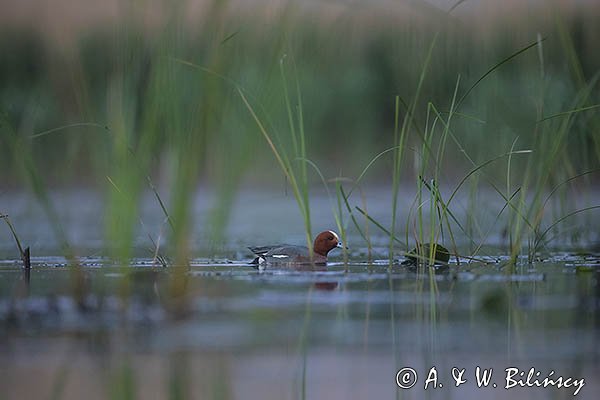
left=249, top=230, right=343, bottom=267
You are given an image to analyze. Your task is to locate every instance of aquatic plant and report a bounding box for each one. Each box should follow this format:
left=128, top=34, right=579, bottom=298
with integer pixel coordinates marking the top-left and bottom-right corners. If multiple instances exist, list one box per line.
left=0, top=0, right=598, bottom=268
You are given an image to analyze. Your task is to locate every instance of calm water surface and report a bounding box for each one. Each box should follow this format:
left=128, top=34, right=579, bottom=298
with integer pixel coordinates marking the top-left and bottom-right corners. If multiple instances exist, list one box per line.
left=1, top=189, right=599, bottom=399
left=0, top=254, right=599, bottom=400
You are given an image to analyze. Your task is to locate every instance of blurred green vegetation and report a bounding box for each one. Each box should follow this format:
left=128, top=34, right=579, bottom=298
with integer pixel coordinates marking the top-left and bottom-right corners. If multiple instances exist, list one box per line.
left=0, top=1, right=599, bottom=262
left=1, top=2, right=598, bottom=184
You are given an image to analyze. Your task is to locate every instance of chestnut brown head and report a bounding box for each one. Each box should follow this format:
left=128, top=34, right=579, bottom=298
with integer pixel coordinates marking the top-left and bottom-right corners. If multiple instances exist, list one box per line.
left=313, top=230, right=343, bottom=256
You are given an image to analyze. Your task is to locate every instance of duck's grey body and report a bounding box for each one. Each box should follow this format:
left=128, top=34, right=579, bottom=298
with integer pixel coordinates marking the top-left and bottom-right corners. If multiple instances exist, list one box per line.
left=248, top=244, right=327, bottom=266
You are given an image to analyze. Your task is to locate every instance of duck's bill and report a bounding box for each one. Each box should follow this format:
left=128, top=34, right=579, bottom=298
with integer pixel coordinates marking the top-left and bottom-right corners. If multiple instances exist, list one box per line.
left=336, top=242, right=348, bottom=250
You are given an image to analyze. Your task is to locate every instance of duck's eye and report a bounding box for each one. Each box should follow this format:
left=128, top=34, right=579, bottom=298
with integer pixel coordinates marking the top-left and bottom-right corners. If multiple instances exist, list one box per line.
left=328, top=236, right=334, bottom=241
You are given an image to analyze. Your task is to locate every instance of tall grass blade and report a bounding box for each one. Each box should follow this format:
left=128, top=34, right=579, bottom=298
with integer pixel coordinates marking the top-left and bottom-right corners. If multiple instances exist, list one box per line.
left=537, top=104, right=600, bottom=122
left=339, top=186, right=369, bottom=244
left=1, top=214, right=26, bottom=260
left=238, top=86, right=313, bottom=254
left=147, top=176, right=175, bottom=233
left=356, top=207, right=406, bottom=247
left=29, top=122, right=108, bottom=139
left=457, top=39, right=544, bottom=108
left=534, top=206, right=600, bottom=251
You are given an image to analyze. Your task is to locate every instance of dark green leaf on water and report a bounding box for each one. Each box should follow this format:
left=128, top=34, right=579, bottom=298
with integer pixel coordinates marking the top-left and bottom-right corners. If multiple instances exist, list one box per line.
left=402, top=243, right=451, bottom=266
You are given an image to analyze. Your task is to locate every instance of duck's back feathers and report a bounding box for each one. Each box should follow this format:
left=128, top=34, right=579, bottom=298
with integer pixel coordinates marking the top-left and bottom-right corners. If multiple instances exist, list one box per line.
left=248, top=244, right=325, bottom=265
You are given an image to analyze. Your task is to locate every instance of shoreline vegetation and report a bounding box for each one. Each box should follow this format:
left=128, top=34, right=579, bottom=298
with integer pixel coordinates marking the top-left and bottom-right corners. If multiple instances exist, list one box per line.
left=1, top=0, right=599, bottom=266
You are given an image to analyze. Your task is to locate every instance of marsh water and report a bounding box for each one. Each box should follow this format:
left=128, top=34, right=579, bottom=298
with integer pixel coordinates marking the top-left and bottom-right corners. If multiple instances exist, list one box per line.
left=1, top=189, right=599, bottom=399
